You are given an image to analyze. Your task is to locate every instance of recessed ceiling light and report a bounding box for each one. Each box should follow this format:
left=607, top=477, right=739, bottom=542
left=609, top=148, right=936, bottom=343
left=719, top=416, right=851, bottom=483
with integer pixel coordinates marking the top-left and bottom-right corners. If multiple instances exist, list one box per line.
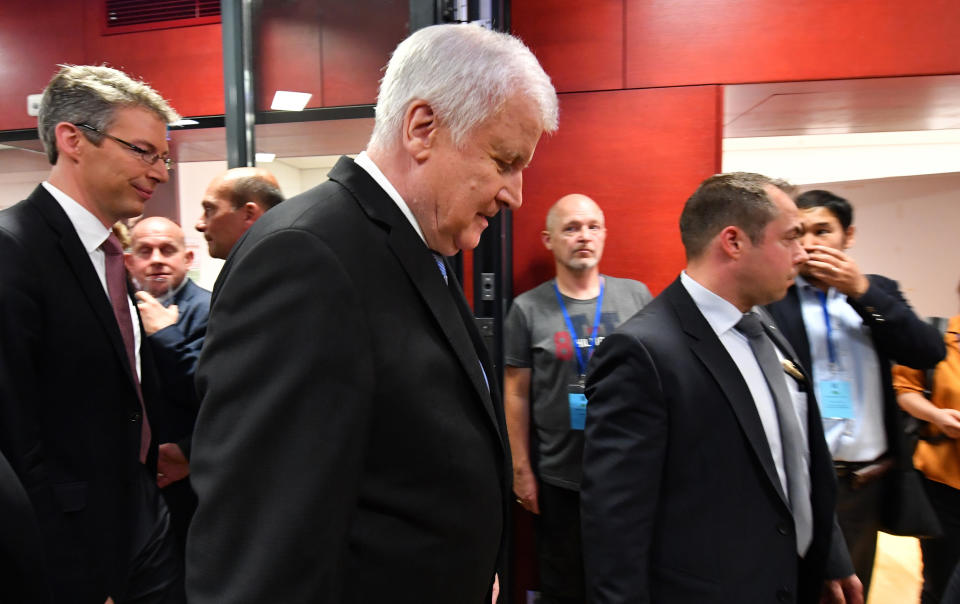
left=255, top=152, right=276, bottom=163
left=169, top=119, right=199, bottom=127
left=270, top=91, right=312, bottom=111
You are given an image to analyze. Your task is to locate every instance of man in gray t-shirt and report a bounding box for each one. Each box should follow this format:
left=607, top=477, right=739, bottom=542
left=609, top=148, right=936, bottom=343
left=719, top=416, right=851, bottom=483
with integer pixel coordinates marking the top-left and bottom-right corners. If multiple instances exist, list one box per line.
left=504, top=194, right=651, bottom=604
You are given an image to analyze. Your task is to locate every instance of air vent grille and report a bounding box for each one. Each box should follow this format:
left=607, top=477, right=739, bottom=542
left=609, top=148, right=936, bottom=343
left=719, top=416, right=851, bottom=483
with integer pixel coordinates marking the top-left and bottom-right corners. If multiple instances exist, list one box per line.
left=106, top=0, right=220, bottom=28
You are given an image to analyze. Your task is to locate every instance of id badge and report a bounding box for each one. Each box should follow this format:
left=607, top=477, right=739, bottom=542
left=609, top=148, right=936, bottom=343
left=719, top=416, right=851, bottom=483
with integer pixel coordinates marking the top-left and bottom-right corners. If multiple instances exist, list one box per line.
left=818, top=378, right=854, bottom=419
left=568, top=379, right=587, bottom=431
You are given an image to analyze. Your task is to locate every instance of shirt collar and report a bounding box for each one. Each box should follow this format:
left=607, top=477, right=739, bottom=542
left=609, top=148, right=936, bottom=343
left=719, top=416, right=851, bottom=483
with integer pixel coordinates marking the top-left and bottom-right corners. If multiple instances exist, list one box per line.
left=680, top=270, right=753, bottom=338
left=42, top=181, right=112, bottom=252
left=796, top=274, right=842, bottom=301
left=353, top=151, right=427, bottom=245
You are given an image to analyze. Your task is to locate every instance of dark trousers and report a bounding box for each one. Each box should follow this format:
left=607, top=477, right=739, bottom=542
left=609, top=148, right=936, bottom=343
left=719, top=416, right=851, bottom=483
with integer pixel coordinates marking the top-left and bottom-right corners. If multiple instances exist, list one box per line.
left=120, top=466, right=186, bottom=604
left=535, top=482, right=585, bottom=604
left=160, top=478, right=198, bottom=556
left=836, top=471, right=884, bottom=597
left=921, top=477, right=960, bottom=604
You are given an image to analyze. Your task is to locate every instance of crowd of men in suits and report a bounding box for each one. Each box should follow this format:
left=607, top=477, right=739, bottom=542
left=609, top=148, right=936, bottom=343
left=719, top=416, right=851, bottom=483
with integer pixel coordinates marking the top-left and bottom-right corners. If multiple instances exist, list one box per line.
left=0, top=19, right=948, bottom=604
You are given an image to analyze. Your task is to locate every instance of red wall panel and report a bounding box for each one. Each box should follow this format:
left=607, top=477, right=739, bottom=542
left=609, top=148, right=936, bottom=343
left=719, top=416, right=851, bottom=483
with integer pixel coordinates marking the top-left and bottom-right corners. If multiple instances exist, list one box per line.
left=256, top=3, right=325, bottom=110
left=624, top=0, right=960, bottom=88
left=321, top=0, right=409, bottom=107
left=514, top=86, right=722, bottom=299
left=256, top=0, right=407, bottom=111
left=511, top=0, right=625, bottom=94
left=0, top=0, right=85, bottom=130
left=82, top=1, right=223, bottom=119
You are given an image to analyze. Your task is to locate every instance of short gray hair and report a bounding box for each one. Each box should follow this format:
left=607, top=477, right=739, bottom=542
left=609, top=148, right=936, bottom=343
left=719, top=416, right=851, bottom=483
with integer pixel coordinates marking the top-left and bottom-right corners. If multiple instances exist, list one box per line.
left=368, top=24, right=558, bottom=152
left=38, top=64, right=180, bottom=165
left=679, top=172, right=794, bottom=259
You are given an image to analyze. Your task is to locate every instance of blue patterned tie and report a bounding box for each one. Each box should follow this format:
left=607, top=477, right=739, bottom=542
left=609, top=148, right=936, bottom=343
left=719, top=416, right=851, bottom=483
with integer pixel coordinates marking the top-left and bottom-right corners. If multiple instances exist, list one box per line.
left=432, top=252, right=448, bottom=284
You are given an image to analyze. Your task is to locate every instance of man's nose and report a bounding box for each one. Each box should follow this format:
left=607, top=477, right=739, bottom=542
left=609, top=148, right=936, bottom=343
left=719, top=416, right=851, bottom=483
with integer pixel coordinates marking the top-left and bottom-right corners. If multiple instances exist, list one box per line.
left=195, top=216, right=206, bottom=232
left=794, top=241, right=810, bottom=264
left=497, top=171, right=523, bottom=211
left=149, top=161, right=170, bottom=183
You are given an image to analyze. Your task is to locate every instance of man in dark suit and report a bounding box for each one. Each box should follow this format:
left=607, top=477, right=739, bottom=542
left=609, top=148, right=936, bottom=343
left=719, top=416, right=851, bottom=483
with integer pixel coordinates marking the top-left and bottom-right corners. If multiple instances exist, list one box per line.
left=766, top=189, right=945, bottom=597
left=582, top=173, right=861, bottom=604
left=193, top=166, right=283, bottom=260
left=186, top=24, right=558, bottom=603
left=0, top=448, right=45, bottom=603
left=125, top=216, right=211, bottom=551
left=0, top=64, right=184, bottom=602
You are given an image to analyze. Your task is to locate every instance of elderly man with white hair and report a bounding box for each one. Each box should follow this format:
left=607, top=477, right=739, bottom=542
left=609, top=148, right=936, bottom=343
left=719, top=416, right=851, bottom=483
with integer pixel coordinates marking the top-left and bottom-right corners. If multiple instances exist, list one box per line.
left=186, top=23, right=558, bottom=604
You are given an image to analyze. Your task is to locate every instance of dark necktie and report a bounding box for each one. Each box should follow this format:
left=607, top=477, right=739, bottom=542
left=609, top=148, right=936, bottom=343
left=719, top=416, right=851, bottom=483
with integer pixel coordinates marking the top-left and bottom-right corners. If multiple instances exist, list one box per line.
left=102, top=233, right=151, bottom=463
left=735, top=311, right=813, bottom=555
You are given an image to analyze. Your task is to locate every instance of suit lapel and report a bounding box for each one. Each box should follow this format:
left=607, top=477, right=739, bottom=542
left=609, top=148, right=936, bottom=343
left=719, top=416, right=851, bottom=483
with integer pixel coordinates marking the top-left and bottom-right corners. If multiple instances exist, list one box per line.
left=328, top=158, right=503, bottom=445
left=29, top=187, right=138, bottom=387
left=664, top=279, right=789, bottom=506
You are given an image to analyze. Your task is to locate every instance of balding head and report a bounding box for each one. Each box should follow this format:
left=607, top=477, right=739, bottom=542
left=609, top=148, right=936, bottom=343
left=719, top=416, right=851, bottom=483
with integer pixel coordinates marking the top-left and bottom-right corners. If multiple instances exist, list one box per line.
left=542, top=194, right=607, bottom=273
left=195, top=167, right=284, bottom=259
left=125, top=216, right=192, bottom=297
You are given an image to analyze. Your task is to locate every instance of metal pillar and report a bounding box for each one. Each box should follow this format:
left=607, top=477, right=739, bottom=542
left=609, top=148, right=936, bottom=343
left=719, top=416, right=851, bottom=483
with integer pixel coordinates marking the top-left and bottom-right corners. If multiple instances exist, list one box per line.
left=221, top=0, right=255, bottom=168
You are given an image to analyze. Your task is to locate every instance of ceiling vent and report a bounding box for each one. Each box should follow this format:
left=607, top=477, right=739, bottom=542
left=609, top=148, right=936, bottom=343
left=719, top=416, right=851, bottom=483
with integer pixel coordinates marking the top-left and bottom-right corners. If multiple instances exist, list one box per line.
left=104, top=0, right=220, bottom=34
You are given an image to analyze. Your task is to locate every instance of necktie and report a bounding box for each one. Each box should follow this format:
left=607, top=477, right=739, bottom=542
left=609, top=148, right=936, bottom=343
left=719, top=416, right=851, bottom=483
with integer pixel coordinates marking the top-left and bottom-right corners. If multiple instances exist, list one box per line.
left=736, top=312, right=813, bottom=555
left=102, top=233, right=151, bottom=463
left=432, top=252, right=448, bottom=285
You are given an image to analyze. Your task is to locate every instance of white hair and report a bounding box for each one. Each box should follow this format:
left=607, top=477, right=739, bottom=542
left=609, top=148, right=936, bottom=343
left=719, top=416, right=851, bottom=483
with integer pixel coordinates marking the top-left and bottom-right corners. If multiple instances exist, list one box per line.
left=368, top=24, right=558, bottom=152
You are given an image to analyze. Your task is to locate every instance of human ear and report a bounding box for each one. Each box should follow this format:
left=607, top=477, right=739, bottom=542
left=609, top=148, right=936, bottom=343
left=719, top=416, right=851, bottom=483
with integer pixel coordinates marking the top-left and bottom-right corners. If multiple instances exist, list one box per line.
left=243, top=202, right=264, bottom=226
left=843, top=225, right=856, bottom=250
left=719, top=226, right=745, bottom=258
left=401, top=100, right=439, bottom=162
left=54, top=122, right=85, bottom=163
left=541, top=230, right=553, bottom=251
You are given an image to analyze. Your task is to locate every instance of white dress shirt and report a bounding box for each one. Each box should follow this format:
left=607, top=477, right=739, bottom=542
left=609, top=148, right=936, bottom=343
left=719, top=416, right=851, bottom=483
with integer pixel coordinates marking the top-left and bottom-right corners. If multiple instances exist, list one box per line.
left=797, top=276, right=886, bottom=462
left=354, top=151, right=427, bottom=245
left=681, top=271, right=810, bottom=496
left=42, top=181, right=141, bottom=378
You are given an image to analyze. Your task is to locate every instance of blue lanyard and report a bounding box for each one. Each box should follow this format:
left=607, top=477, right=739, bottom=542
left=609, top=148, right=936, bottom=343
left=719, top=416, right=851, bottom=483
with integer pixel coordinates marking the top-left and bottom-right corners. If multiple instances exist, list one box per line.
left=815, top=290, right=838, bottom=365
left=553, top=278, right=605, bottom=376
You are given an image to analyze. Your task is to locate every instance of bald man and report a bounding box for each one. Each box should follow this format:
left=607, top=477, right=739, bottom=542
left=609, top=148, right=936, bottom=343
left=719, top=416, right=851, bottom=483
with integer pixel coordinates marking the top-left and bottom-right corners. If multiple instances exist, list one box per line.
left=195, top=167, right=283, bottom=259
left=126, top=217, right=211, bottom=552
left=504, top=194, right=652, bottom=603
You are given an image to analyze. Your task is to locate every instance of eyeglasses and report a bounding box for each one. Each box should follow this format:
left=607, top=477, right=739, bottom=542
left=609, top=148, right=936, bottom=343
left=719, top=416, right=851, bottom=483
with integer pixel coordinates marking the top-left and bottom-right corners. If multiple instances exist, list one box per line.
left=74, top=123, right=173, bottom=171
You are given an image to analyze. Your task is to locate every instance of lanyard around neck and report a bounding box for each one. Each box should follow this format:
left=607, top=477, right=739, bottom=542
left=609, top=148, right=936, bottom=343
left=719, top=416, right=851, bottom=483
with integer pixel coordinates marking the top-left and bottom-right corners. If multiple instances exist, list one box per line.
left=815, top=290, right=838, bottom=365
left=553, top=278, right=605, bottom=376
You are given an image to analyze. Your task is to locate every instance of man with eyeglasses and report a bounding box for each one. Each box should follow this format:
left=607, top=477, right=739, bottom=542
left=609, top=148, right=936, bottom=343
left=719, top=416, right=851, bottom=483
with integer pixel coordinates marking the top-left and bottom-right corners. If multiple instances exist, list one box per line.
left=0, top=65, right=185, bottom=603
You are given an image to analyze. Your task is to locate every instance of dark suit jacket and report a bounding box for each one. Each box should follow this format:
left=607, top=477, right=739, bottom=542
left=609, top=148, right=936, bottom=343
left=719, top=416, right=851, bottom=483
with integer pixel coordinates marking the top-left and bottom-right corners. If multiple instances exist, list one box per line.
left=582, top=278, right=841, bottom=604
left=187, top=157, right=510, bottom=604
left=766, top=276, right=945, bottom=534
left=0, top=447, right=46, bottom=603
left=0, top=185, right=163, bottom=601
left=149, top=278, right=210, bottom=458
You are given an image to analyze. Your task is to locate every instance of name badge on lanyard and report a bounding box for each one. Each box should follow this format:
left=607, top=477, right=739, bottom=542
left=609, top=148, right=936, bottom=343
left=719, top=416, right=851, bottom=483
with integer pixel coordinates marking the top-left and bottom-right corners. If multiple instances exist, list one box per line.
left=554, top=280, right=605, bottom=431
left=816, top=291, right=855, bottom=420
left=568, top=378, right=587, bottom=431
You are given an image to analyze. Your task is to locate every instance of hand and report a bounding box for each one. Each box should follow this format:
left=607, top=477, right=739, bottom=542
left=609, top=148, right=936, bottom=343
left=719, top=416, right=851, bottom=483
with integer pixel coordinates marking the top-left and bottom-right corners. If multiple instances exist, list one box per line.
left=135, top=291, right=178, bottom=335
left=932, top=408, right=960, bottom=439
left=491, top=573, right=499, bottom=604
left=157, top=443, right=190, bottom=488
left=513, top=466, right=540, bottom=515
left=804, top=246, right=870, bottom=299
left=820, top=574, right=863, bottom=604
